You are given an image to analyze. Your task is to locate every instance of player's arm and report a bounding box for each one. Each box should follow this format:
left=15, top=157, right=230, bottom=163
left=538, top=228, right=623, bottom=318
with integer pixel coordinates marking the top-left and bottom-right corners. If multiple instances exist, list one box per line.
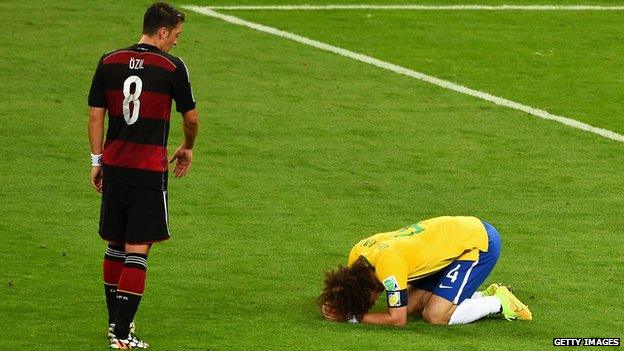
left=88, top=107, right=106, bottom=193
left=169, top=57, right=198, bottom=178
left=87, top=55, right=107, bottom=193
left=361, top=258, right=410, bottom=326
left=361, top=306, right=408, bottom=327
left=169, top=108, right=199, bottom=178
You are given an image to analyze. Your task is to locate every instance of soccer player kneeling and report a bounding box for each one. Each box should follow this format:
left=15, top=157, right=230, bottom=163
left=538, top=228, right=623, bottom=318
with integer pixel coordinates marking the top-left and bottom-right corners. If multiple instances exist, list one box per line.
left=319, top=216, right=532, bottom=326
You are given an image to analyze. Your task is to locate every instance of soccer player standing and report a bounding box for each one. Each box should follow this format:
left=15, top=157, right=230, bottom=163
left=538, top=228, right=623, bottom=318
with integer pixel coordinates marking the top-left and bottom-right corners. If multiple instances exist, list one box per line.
left=87, top=2, right=198, bottom=349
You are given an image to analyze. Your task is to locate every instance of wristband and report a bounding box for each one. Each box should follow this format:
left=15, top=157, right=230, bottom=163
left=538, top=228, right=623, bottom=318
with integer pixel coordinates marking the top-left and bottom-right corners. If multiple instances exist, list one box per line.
left=91, top=153, right=102, bottom=167
left=347, top=316, right=359, bottom=324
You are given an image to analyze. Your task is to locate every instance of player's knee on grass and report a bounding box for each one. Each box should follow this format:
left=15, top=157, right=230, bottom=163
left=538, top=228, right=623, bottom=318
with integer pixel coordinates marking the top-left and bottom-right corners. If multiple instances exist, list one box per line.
left=422, top=295, right=456, bottom=325
left=422, top=309, right=451, bottom=325
left=406, top=287, right=432, bottom=316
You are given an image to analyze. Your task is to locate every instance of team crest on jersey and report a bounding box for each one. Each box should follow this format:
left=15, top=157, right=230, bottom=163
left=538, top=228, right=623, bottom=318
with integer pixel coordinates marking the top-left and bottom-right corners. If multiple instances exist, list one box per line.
left=387, top=291, right=401, bottom=307
left=383, top=276, right=400, bottom=291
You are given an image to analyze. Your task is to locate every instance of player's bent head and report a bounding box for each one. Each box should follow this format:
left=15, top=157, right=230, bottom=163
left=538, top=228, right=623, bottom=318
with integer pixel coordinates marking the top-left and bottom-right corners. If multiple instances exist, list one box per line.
left=317, top=258, right=383, bottom=321
left=143, top=2, right=185, bottom=36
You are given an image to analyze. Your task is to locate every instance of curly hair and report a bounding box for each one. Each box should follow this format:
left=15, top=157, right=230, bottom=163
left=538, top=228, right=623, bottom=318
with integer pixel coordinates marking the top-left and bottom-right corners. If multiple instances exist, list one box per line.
left=317, top=257, right=384, bottom=321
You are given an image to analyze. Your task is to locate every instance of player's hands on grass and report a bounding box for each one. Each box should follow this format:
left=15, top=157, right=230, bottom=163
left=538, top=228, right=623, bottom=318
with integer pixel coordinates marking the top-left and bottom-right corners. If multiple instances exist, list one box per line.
left=169, top=146, right=193, bottom=178
left=322, top=303, right=342, bottom=322
left=91, top=166, right=103, bottom=193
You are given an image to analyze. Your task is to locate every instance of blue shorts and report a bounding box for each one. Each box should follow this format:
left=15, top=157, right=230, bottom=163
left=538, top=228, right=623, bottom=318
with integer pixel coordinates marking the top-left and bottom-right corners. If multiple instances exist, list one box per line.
left=409, top=220, right=501, bottom=304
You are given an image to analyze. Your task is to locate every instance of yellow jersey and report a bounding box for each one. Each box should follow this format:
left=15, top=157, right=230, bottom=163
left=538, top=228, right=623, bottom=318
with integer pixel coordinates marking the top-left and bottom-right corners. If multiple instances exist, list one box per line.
left=347, top=216, right=489, bottom=292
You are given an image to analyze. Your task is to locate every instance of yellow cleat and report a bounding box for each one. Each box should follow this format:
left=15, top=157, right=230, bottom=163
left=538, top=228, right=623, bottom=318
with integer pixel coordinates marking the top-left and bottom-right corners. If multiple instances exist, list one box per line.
left=494, top=286, right=532, bottom=321
left=481, top=283, right=500, bottom=297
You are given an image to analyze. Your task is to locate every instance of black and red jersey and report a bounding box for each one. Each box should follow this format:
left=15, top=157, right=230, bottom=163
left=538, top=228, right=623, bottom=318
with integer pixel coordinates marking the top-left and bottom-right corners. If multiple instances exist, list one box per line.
left=88, top=43, right=195, bottom=190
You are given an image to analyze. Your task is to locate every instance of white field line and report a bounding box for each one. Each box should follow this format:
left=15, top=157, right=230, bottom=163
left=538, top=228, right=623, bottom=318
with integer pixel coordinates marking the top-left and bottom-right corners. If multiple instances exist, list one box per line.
left=183, top=6, right=624, bottom=143
left=198, top=4, right=624, bottom=11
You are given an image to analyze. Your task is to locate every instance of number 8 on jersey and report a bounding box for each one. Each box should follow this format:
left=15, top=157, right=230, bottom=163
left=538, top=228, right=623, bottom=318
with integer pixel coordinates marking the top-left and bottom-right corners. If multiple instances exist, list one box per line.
left=122, top=75, right=143, bottom=125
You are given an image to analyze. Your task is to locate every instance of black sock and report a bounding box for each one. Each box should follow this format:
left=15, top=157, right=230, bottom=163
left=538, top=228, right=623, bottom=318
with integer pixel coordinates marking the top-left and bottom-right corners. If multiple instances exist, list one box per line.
left=113, top=253, right=148, bottom=339
left=113, top=293, right=142, bottom=338
left=103, top=244, right=125, bottom=325
left=105, top=285, right=119, bottom=324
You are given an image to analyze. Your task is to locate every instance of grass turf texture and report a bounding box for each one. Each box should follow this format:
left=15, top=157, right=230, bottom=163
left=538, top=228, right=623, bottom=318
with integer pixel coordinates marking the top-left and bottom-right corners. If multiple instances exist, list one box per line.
left=1, top=0, right=623, bottom=349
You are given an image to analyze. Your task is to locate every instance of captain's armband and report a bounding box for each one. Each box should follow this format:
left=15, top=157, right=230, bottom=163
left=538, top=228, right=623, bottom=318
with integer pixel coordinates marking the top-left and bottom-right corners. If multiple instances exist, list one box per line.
left=386, top=289, right=408, bottom=308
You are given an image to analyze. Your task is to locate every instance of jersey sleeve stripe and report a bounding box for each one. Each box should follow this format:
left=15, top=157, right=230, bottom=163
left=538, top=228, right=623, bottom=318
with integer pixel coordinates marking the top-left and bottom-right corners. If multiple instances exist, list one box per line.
left=178, top=57, right=195, bottom=103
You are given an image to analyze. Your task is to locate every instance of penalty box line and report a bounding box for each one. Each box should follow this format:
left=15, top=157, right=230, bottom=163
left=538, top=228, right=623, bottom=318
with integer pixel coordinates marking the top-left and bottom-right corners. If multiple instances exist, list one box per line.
left=197, top=5, right=624, bottom=11
left=183, top=5, right=624, bottom=143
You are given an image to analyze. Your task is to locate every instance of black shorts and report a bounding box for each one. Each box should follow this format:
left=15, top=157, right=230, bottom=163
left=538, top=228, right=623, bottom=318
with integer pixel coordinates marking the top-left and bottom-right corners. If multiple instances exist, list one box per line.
left=99, top=182, right=170, bottom=244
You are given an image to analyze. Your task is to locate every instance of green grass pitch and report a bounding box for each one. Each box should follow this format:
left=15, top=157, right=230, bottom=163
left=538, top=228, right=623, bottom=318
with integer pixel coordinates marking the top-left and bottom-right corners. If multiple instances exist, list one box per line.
left=1, top=0, right=623, bottom=349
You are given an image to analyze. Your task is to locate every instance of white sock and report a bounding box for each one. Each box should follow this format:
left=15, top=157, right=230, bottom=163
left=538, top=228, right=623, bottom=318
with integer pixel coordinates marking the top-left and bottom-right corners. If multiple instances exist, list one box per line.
left=471, top=291, right=483, bottom=299
left=448, top=296, right=501, bottom=325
